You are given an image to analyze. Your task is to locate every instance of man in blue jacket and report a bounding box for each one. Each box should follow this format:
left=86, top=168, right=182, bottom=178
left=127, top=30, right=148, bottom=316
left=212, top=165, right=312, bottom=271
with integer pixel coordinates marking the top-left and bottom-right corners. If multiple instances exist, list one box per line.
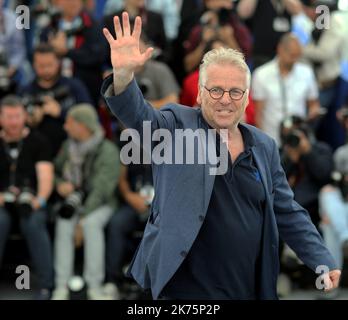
left=101, top=12, right=341, bottom=300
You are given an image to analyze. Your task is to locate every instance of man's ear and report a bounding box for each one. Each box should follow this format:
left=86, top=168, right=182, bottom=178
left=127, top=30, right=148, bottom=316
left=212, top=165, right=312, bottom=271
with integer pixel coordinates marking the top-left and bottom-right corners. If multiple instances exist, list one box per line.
left=196, top=86, right=202, bottom=106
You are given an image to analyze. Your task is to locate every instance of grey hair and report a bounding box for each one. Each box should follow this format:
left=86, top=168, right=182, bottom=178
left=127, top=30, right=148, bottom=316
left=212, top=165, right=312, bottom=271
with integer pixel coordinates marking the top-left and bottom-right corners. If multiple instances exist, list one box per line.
left=199, top=48, right=251, bottom=89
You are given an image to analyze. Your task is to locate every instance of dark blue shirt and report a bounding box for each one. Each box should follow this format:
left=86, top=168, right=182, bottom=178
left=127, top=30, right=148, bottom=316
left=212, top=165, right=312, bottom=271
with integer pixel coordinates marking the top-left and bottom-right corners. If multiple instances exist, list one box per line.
left=161, top=124, right=265, bottom=299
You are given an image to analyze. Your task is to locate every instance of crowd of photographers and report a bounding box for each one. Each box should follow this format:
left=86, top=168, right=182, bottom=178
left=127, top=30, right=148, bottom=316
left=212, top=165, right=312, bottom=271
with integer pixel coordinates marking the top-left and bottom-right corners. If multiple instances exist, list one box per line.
left=0, top=0, right=348, bottom=300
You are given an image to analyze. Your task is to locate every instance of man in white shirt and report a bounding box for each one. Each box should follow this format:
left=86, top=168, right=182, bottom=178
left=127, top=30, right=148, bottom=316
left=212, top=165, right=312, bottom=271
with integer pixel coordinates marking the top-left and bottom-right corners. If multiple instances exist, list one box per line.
left=252, top=33, right=320, bottom=144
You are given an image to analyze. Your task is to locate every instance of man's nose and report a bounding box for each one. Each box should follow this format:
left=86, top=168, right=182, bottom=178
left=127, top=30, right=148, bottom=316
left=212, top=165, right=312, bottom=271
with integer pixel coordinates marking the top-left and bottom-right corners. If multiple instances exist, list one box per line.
left=220, top=91, right=232, bottom=104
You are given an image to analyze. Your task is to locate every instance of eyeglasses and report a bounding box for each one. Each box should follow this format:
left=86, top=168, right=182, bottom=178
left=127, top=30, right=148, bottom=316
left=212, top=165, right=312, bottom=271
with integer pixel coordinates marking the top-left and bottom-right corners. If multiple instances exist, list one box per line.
left=204, top=86, right=246, bottom=101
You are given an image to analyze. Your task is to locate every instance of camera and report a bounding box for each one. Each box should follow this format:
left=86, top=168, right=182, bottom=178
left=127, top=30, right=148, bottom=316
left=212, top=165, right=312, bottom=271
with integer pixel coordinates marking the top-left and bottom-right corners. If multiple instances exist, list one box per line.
left=280, top=116, right=310, bottom=148
left=2, top=187, right=35, bottom=218
left=22, top=85, right=70, bottom=115
left=331, top=171, right=348, bottom=200
left=217, top=8, right=231, bottom=26
left=57, top=190, right=85, bottom=219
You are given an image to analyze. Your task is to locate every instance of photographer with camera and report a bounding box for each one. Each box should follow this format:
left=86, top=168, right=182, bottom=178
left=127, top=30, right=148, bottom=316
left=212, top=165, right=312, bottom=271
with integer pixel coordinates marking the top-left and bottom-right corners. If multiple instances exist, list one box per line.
left=20, top=44, right=92, bottom=157
left=0, top=95, right=54, bottom=300
left=40, top=0, right=106, bottom=107
left=52, top=104, right=120, bottom=300
left=319, top=108, right=348, bottom=280
left=104, top=162, right=153, bottom=299
left=280, top=115, right=334, bottom=229
left=183, top=0, right=252, bottom=73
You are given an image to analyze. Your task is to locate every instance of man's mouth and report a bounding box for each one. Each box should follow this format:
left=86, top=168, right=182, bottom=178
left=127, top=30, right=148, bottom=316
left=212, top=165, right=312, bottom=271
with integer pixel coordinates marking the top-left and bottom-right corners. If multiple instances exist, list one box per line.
left=216, top=109, right=233, bottom=115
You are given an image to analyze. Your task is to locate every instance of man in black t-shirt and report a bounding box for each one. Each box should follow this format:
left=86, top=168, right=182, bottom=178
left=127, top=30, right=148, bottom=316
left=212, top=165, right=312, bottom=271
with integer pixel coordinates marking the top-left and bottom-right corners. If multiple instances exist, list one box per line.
left=20, top=44, right=92, bottom=157
left=0, top=95, right=54, bottom=300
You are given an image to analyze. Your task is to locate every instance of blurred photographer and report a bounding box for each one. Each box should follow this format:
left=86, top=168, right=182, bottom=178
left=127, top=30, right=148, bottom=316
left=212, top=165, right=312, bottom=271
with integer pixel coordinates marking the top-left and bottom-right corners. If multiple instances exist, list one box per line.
left=280, top=115, right=334, bottom=229
left=104, top=161, right=153, bottom=299
left=40, top=0, right=106, bottom=107
left=20, top=44, right=92, bottom=156
left=319, top=108, right=348, bottom=273
left=0, top=2, right=29, bottom=97
left=0, top=95, right=54, bottom=300
left=52, top=104, right=120, bottom=300
left=183, top=0, right=252, bottom=73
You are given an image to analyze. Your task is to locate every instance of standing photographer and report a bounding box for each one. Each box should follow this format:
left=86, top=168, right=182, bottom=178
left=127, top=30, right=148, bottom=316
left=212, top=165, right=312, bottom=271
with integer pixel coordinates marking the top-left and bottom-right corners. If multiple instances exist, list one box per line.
left=40, top=0, right=106, bottom=107
left=52, top=104, right=120, bottom=300
left=20, top=44, right=92, bottom=157
left=0, top=95, right=54, bottom=300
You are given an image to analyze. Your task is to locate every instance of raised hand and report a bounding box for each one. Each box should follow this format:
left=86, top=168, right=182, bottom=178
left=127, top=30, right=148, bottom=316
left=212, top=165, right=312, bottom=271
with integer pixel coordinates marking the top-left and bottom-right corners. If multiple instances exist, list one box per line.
left=103, top=12, right=154, bottom=92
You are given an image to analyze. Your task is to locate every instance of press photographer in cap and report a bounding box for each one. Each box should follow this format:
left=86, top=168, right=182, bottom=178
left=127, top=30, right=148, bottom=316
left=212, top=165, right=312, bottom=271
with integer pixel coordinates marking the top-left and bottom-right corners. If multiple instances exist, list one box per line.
left=52, top=103, right=120, bottom=300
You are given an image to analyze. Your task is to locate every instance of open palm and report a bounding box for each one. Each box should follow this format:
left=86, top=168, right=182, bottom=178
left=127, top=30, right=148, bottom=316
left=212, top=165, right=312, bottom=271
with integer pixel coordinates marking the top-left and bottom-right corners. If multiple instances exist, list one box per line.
left=103, top=12, right=153, bottom=75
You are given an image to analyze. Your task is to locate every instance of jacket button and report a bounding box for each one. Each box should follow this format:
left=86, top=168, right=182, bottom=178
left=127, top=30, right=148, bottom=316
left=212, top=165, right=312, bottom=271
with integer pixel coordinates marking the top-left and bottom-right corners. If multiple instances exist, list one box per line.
left=198, top=215, right=204, bottom=222
left=180, top=251, right=187, bottom=258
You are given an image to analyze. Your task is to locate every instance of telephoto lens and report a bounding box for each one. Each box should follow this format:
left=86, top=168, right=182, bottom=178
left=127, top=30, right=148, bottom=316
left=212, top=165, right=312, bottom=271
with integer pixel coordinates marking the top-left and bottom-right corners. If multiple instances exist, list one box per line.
left=17, top=188, right=34, bottom=217
left=58, top=191, right=84, bottom=219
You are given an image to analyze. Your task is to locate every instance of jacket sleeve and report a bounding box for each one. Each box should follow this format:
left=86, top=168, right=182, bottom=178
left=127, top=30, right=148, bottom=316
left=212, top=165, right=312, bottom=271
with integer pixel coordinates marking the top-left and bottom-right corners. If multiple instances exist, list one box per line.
left=270, top=139, right=337, bottom=271
left=101, top=75, right=177, bottom=137
left=82, top=143, right=120, bottom=216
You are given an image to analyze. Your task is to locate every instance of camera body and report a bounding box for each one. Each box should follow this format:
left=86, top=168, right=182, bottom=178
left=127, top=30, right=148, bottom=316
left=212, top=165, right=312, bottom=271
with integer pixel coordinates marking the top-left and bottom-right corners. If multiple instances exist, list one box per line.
left=22, top=85, right=70, bottom=116
left=2, top=187, right=35, bottom=218
left=280, top=116, right=310, bottom=148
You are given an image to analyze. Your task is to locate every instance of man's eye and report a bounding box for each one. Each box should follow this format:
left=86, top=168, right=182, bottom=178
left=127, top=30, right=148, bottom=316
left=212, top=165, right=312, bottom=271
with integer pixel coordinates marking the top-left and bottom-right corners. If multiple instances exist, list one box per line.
left=211, top=88, right=222, bottom=94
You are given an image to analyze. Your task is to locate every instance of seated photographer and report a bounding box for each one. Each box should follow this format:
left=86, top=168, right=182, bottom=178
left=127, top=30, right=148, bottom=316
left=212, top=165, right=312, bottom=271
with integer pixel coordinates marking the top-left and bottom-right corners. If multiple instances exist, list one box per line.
left=40, top=0, right=106, bottom=107
left=0, top=95, right=54, bottom=300
left=20, top=44, right=92, bottom=157
left=280, top=115, right=334, bottom=229
left=104, top=162, right=153, bottom=300
left=319, top=110, right=348, bottom=273
left=52, top=104, right=120, bottom=300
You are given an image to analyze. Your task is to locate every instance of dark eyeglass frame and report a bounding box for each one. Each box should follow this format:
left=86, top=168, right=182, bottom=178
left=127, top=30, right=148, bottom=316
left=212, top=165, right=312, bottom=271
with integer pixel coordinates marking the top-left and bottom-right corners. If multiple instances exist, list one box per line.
left=204, top=86, right=247, bottom=101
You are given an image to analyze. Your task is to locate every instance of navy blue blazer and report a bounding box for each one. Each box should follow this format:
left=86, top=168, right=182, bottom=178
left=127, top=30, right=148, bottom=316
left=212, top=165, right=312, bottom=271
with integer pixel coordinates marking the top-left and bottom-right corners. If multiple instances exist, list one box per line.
left=102, top=76, right=337, bottom=300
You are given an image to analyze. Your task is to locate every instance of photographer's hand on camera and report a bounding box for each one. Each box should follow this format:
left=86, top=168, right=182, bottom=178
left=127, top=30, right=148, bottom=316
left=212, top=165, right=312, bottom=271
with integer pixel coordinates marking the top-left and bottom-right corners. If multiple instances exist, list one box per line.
left=57, top=182, right=75, bottom=198
left=217, top=25, right=240, bottom=51
left=284, top=131, right=311, bottom=163
left=42, top=96, right=61, bottom=118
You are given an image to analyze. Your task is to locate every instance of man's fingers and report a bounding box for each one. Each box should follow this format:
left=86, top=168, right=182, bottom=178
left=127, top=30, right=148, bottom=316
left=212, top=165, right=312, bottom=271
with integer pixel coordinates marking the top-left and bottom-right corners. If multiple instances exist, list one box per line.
left=103, top=28, right=115, bottom=44
left=142, top=47, right=154, bottom=62
left=114, top=15, right=123, bottom=39
left=132, top=16, right=142, bottom=40
left=122, top=11, right=131, bottom=37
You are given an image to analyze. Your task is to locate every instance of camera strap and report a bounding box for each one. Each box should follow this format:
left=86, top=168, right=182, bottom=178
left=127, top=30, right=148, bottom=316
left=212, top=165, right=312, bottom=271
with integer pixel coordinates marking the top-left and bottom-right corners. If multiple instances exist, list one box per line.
left=278, top=72, right=288, bottom=118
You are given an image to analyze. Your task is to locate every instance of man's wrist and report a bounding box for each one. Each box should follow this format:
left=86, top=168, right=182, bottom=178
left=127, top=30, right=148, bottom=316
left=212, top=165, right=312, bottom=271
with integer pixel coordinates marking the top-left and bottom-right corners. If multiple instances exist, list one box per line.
left=37, top=196, right=47, bottom=208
